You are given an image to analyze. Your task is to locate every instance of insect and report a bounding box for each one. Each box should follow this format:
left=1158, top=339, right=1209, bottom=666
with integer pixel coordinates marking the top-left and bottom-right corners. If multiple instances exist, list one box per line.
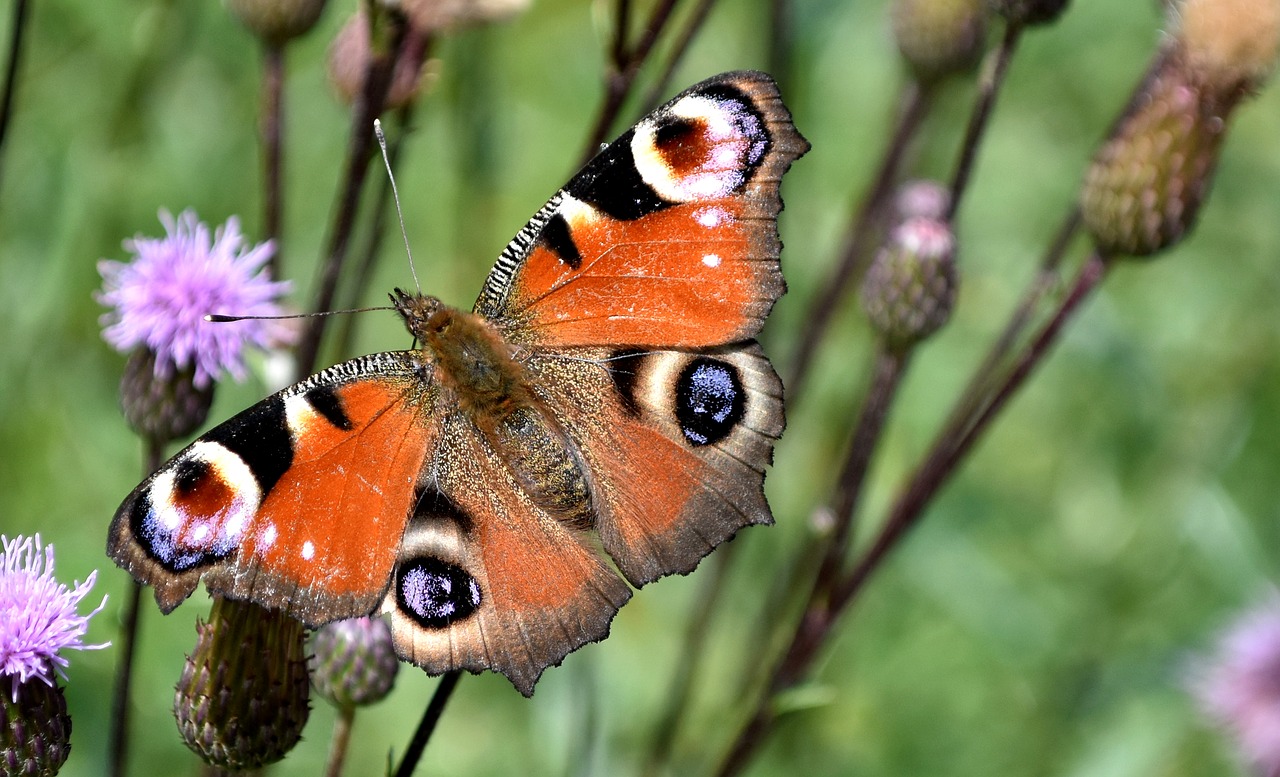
left=108, top=71, right=808, bottom=695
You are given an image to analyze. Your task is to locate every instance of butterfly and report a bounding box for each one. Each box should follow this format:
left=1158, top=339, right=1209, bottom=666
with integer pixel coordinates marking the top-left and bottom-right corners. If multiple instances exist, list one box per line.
left=108, top=71, right=808, bottom=696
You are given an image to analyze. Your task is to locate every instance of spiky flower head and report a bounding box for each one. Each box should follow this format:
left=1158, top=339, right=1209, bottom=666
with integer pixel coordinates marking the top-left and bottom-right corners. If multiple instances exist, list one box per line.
left=174, top=598, right=310, bottom=770
left=0, top=535, right=107, bottom=701
left=892, top=0, right=988, bottom=84
left=225, top=0, right=329, bottom=44
left=1191, top=595, right=1280, bottom=776
left=1080, top=0, right=1280, bottom=258
left=861, top=217, right=958, bottom=351
left=99, top=210, right=291, bottom=391
left=0, top=535, right=106, bottom=776
left=310, top=616, right=400, bottom=709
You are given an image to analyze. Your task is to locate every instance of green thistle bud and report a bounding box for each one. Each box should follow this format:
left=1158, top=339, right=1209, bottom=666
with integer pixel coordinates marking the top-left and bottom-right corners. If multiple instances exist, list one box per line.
left=1, top=679, right=71, bottom=777
left=892, top=0, right=988, bottom=84
left=990, top=0, right=1070, bottom=26
left=225, top=0, right=329, bottom=44
left=120, top=349, right=214, bottom=443
left=174, top=598, right=310, bottom=770
left=1080, top=0, right=1278, bottom=257
left=862, top=217, right=959, bottom=350
left=310, top=616, right=400, bottom=709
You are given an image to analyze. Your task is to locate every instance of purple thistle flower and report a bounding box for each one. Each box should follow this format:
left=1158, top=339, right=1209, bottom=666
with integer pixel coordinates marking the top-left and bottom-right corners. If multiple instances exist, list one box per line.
left=0, top=535, right=107, bottom=701
left=97, top=209, right=293, bottom=389
left=1191, top=594, right=1280, bottom=776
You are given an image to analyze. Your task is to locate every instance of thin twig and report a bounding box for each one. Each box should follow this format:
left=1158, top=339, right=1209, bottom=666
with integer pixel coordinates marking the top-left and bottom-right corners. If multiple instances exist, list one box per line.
left=261, top=41, right=285, bottom=276
left=832, top=252, right=1110, bottom=612
left=945, top=21, right=1022, bottom=222
left=0, top=0, right=31, bottom=197
left=784, top=82, right=930, bottom=404
left=578, top=0, right=684, bottom=164
left=295, top=5, right=405, bottom=377
left=323, top=705, right=356, bottom=777
left=639, top=0, right=720, bottom=114
left=109, top=437, right=164, bottom=777
left=393, top=671, right=462, bottom=777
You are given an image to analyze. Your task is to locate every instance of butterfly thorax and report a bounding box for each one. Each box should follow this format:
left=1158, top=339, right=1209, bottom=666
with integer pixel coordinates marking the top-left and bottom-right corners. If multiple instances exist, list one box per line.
left=393, top=288, right=595, bottom=530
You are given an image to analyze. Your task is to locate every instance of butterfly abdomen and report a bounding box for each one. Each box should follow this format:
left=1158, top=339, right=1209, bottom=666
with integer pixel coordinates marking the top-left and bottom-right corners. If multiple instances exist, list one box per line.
left=418, top=300, right=595, bottom=530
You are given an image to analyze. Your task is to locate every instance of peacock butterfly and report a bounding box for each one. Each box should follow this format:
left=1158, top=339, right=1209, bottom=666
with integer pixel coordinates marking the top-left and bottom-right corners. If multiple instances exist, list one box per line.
left=107, top=70, right=808, bottom=696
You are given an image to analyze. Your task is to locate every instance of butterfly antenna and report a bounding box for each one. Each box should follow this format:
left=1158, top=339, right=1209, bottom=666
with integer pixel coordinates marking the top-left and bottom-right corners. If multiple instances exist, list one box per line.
left=206, top=306, right=390, bottom=323
left=375, top=118, right=421, bottom=294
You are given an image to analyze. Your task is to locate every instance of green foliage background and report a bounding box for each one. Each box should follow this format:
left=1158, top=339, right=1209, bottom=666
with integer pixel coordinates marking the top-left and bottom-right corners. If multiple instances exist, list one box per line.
left=2, top=0, right=1279, bottom=775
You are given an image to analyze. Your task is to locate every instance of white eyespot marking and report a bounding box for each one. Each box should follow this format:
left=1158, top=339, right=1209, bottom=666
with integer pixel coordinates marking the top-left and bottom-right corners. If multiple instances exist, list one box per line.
left=301, top=540, right=316, bottom=561
left=138, top=441, right=262, bottom=572
left=702, top=253, right=722, bottom=268
left=631, top=94, right=768, bottom=204
left=259, top=523, right=278, bottom=550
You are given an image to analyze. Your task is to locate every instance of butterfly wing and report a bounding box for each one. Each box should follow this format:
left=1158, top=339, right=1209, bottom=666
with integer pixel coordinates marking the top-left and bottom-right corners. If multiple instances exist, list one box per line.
left=473, top=70, right=808, bottom=348
left=526, top=343, right=784, bottom=586
left=382, top=415, right=632, bottom=696
left=107, top=352, right=438, bottom=625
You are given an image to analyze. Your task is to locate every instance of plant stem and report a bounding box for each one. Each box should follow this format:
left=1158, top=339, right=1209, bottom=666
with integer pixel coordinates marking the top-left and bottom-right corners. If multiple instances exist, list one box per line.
left=785, top=82, right=930, bottom=403
left=0, top=0, right=30, bottom=198
left=579, top=0, right=684, bottom=165
left=945, top=21, right=1022, bottom=222
left=296, top=5, right=404, bottom=377
left=261, top=41, right=285, bottom=276
left=639, top=0, right=720, bottom=114
left=323, top=705, right=355, bottom=777
left=393, top=671, right=461, bottom=777
left=109, top=437, right=164, bottom=777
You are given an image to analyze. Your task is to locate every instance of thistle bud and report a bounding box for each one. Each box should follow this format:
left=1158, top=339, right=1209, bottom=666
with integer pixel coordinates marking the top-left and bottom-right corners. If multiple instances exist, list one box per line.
left=1080, top=0, right=1280, bottom=257
left=1, top=679, right=71, bottom=777
left=310, top=616, right=400, bottom=709
left=328, top=11, right=432, bottom=109
left=174, top=598, right=310, bottom=770
left=401, top=0, right=531, bottom=32
left=990, top=0, right=1070, bottom=27
left=862, top=217, right=959, bottom=350
left=892, top=0, right=988, bottom=84
left=120, top=349, right=214, bottom=443
left=225, top=0, right=329, bottom=44
left=894, top=179, right=952, bottom=222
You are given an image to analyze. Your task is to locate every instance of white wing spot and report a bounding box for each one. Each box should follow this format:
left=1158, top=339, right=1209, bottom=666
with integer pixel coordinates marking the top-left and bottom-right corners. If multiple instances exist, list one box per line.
left=702, top=253, right=722, bottom=268
left=301, top=540, right=315, bottom=560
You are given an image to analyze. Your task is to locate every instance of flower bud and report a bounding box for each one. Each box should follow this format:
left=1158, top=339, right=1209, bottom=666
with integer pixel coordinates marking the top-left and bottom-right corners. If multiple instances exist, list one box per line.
left=328, top=11, right=432, bottom=109
left=1, top=679, right=71, bottom=777
left=401, top=0, right=531, bottom=32
left=310, top=616, right=400, bottom=709
left=861, top=217, right=958, bottom=350
left=174, top=598, right=310, bottom=770
left=894, top=179, right=952, bottom=222
left=1080, top=0, right=1279, bottom=257
left=892, top=0, right=988, bottom=84
left=120, top=349, right=215, bottom=443
left=225, top=0, right=329, bottom=44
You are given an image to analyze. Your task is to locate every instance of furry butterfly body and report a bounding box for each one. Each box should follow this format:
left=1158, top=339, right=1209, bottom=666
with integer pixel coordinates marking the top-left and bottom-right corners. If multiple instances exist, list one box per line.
left=108, top=70, right=808, bottom=695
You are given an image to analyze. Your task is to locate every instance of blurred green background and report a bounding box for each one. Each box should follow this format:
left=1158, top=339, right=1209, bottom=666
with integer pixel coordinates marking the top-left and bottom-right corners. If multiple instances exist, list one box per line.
left=2, top=1, right=1279, bottom=775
